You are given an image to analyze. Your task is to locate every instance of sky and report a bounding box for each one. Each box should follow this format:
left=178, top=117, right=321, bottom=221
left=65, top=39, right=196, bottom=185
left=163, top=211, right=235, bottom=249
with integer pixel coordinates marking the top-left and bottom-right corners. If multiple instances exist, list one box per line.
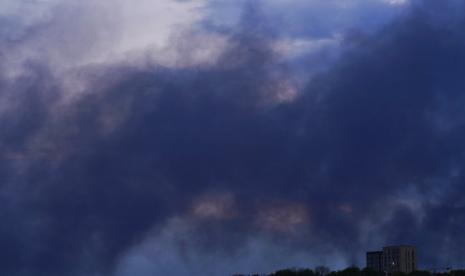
left=1, top=0, right=465, bottom=275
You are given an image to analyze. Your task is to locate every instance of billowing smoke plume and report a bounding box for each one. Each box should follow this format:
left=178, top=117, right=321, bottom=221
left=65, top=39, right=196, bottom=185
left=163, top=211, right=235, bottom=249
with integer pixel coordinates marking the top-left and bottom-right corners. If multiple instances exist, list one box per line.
left=1, top=0, right=465, bottom=275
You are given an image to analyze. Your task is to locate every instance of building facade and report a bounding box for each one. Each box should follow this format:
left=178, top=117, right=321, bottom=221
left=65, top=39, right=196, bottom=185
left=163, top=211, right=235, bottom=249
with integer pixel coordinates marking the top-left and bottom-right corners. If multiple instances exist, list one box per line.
left=366, top=245, right=417, bottom=274
left=367, top=251, right=383, bottom=272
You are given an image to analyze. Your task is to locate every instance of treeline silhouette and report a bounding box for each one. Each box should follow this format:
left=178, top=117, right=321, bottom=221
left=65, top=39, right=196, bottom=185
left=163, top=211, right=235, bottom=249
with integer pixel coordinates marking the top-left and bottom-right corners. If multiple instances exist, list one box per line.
left=233, top=266, right=465, bottom=276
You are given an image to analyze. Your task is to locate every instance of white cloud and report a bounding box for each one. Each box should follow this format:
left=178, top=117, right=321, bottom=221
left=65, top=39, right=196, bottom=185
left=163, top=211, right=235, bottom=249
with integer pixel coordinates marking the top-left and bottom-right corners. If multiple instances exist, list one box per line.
left=273, top=36, right=342, bottom=59
left=0, top=0, right=215, bottom=74
left=383, top=0, right=409, bottom=5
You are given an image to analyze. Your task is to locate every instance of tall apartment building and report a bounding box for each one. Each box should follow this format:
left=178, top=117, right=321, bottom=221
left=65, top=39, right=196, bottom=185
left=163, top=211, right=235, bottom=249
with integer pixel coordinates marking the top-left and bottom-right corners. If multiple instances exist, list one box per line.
left=367, top=251, right=383, bottom=272
left=366, top=245, right=417, bottom=274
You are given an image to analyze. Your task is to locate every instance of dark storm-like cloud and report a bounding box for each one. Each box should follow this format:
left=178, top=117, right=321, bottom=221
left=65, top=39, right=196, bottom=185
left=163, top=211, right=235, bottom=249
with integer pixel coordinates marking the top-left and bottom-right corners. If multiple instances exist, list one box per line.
left=2, top=0, right=465, bottom=275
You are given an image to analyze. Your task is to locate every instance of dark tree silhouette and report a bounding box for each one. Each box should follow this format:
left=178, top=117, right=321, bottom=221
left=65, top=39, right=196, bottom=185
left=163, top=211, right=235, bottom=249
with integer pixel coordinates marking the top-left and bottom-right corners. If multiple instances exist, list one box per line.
left=234, top=266, right=465, bottom=276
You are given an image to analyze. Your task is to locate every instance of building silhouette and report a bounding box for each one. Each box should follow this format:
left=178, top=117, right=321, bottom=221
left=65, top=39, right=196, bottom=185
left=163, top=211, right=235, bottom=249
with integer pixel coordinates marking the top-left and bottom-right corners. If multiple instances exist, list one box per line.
left=367, top=251, right=383, bottom=272
left=366, top=245, right=417, bottom=274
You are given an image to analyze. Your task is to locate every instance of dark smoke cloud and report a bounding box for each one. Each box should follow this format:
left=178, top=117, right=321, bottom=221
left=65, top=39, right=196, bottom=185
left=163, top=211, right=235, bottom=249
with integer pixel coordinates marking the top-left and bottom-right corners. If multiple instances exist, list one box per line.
left=1, top=0, right=465, bottom=275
